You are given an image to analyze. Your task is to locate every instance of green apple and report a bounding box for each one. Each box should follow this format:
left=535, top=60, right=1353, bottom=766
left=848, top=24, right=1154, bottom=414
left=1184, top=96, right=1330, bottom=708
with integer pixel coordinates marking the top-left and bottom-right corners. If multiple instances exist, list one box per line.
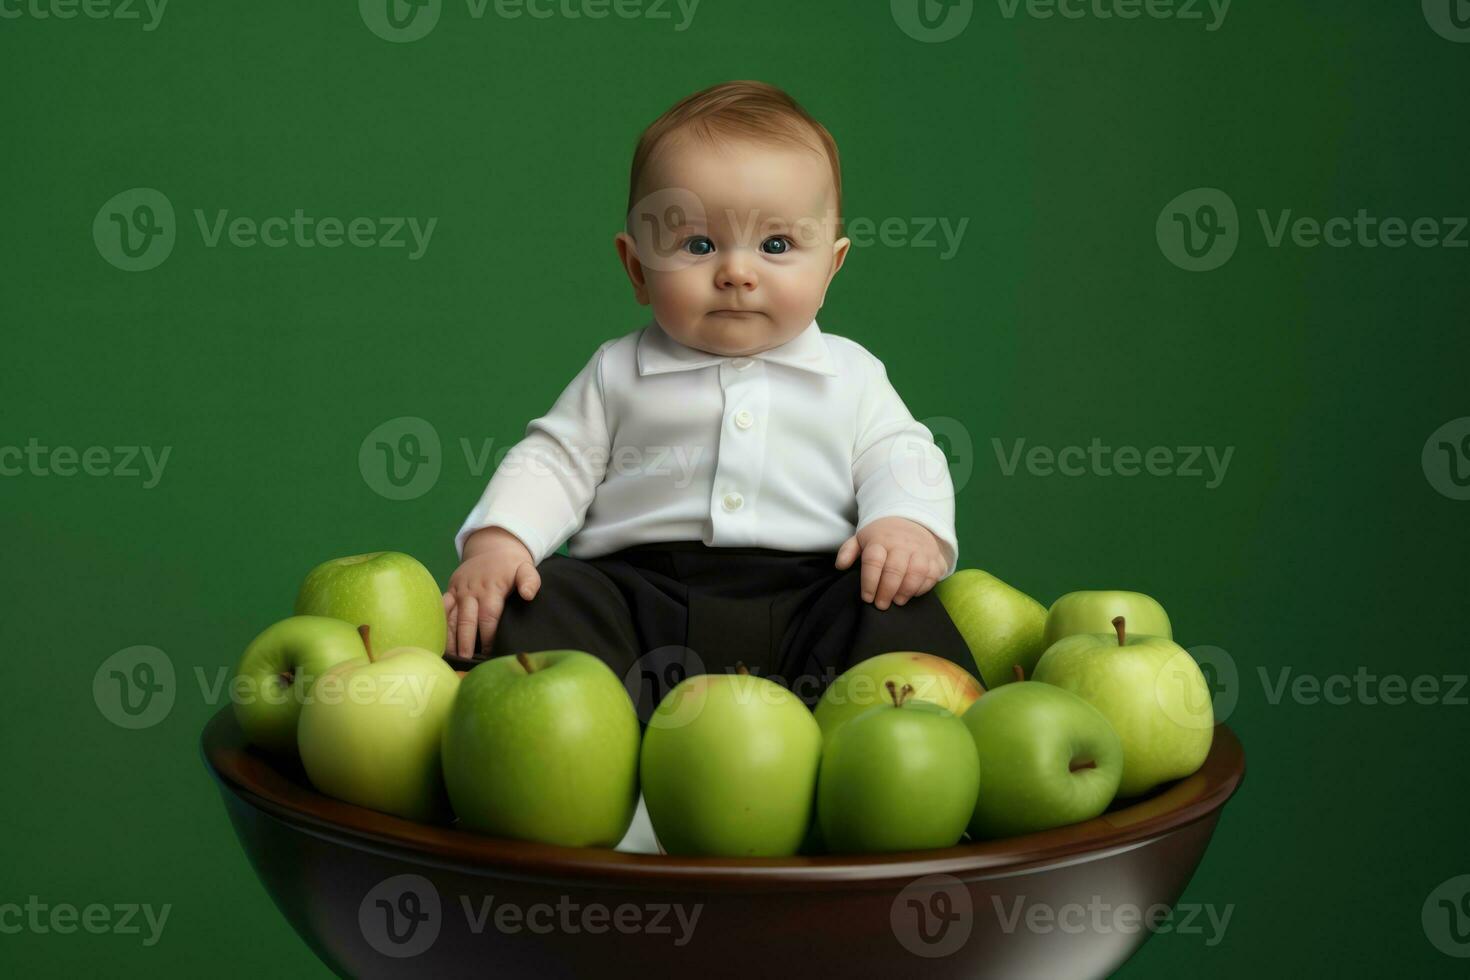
left=798, top=816, right=826, bottom=856
left=443, top=650, right=641, bottom=847
left=814, top=651, right=984, bottom=742
left=232, top=615, right=368, bottom=755
left=936, top=569, right=1049, bottom=687
left=1033, top=617, right=1212, bottom=797
left=295, top=551, right=446, bottom=655
left=641, top=667, right=821, bottom=857
left=1043, top=590, right=1172, bottom=649
left=818, top=681, right=979, bottom=853
left=296, top=628, right=460, bottom=821
left=961, top=672, right=1123, bottom=839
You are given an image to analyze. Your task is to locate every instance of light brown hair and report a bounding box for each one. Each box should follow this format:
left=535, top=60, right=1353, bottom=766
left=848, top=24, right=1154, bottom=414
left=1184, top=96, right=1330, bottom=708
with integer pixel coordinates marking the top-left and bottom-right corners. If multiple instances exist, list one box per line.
left=626, top=80, right=843, bottom=237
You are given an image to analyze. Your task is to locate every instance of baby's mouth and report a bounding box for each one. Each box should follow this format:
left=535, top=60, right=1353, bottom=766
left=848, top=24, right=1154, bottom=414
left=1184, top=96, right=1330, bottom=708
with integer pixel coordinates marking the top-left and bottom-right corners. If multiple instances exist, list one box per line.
left=709, top=309, right=761, bottom=317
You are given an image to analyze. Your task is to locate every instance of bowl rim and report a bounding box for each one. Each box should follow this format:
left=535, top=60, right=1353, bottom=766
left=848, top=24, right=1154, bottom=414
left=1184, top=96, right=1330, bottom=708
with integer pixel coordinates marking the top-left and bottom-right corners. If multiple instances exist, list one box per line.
left=202, top=705, right=1244, bottom=889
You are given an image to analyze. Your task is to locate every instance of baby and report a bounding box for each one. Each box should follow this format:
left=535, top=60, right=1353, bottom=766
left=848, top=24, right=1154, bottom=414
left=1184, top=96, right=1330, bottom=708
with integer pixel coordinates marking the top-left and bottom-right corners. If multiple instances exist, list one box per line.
left=442, top=80, right=978, bottom=708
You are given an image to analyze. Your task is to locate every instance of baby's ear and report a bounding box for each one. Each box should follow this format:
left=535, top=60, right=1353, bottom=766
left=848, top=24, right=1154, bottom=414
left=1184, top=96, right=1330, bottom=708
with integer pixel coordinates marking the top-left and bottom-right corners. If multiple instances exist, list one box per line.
left=613, top=231, right=651, bottom=305
left=817, top=236, right=852, bottom=309
left=830, top=236, right=852, bottom=276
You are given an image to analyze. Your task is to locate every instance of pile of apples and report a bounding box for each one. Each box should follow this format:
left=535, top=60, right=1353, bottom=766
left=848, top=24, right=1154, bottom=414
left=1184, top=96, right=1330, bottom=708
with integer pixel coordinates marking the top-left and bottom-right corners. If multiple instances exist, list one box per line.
left=232, top=555, right=1216, bottom=856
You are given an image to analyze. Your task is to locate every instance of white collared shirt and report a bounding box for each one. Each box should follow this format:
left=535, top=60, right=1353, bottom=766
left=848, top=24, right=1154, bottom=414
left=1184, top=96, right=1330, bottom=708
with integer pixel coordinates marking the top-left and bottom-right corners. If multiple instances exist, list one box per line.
left=455, top=318, right=959, bottom=577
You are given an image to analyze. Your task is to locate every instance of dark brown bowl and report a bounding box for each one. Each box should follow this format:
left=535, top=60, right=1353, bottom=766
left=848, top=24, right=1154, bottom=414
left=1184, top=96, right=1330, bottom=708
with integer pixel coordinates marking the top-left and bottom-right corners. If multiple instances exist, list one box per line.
left=202, top=705, right=1244, bottom=980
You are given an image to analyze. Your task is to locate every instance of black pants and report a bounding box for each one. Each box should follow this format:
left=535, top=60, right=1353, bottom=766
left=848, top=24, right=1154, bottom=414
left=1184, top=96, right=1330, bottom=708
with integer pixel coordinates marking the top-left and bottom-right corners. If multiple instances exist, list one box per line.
left=483, top=541, right=980, bottom=721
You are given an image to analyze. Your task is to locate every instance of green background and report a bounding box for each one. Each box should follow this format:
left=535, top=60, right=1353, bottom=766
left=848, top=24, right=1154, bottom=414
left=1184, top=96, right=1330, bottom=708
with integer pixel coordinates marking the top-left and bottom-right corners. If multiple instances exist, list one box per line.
left=3, top=0, right=1468, bottom=975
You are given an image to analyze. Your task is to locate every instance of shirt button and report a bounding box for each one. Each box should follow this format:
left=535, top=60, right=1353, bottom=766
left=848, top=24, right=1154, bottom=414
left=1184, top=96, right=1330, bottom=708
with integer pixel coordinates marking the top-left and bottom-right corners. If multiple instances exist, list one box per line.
left=731, top=358, right=754, bottom=370
left=734, top=410, right=754, bottom=430
left=721, top=492, right=744, bottom=512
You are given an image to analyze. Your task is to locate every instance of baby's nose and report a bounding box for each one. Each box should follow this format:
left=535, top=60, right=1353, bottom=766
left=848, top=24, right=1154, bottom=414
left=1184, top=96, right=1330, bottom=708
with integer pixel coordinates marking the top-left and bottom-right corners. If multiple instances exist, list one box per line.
left=715, top=254, right=758, bottom=289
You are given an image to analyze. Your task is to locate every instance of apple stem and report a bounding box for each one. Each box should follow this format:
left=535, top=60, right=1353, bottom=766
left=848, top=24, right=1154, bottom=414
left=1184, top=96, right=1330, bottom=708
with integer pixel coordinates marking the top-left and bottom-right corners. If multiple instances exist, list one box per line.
left=1112, top=616, right=1126, bottom=646
left=1012, top=664, right=1026, bottom=684
left=1070, top=758, right=1097, bottom=773
left=516, top=652, right=536, bottom=674
left=885, top=680, right=915, bottom=707
left=357, top=624, right=373, bottom=662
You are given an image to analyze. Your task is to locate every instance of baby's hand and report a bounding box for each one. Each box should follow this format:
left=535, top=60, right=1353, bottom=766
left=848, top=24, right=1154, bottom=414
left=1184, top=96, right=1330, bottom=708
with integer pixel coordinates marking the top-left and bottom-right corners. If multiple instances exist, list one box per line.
left=444, top=527, right=541, bottom=657
left=834, top=517, right=945, bottom=610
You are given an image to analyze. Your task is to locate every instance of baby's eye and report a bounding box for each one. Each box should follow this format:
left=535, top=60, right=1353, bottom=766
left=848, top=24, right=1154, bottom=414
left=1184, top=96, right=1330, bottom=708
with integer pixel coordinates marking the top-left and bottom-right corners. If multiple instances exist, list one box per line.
left=682, top=236, right=715, bottom=256
left=761, top=236, right=794, bottom=255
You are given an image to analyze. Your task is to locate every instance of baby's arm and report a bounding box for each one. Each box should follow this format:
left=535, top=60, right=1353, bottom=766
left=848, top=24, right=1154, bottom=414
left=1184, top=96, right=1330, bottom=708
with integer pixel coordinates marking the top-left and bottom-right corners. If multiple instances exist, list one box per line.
left=445, top=341, right=614, bottom=655
left=838, top=351, right=959, bottom=609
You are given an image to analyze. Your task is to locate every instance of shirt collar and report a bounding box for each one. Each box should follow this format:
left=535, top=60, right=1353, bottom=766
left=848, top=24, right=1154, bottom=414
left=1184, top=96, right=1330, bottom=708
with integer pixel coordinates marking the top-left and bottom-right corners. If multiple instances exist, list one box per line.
left=636, top=318, right=839, bottom=377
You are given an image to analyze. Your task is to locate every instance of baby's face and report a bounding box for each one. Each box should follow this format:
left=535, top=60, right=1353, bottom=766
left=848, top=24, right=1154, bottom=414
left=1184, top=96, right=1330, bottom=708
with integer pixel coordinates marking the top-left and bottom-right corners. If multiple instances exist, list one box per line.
left=616, top=136, right=851, bottom=357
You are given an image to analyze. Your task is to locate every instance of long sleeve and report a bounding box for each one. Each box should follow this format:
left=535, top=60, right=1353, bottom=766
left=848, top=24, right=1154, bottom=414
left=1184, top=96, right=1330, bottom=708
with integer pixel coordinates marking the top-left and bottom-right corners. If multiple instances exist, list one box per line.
left=454, top=341, right=614, bottom=564
left=850, top=352, right=960, bottom=578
